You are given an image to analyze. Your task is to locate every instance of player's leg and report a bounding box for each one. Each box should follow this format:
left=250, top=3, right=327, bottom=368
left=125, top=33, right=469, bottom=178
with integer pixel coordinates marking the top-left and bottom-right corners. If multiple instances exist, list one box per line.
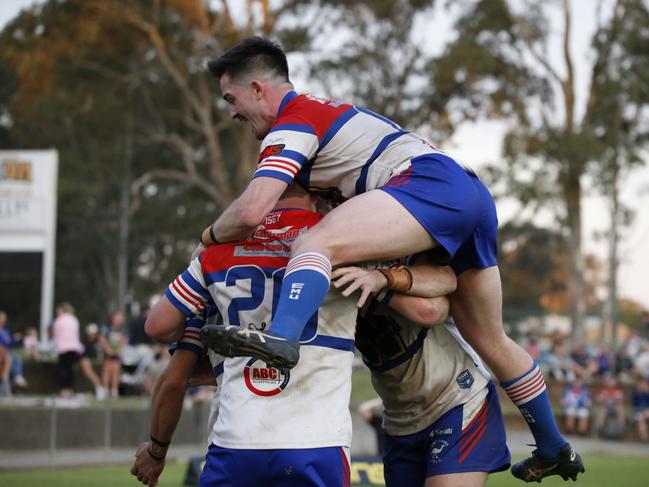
left=425, top=472, right=487, bottom=487
left=268, top=154, right=482, bottom=347
left=271, top=446, right=351, bottom=487
left=383, top=430, right=428, bottom=487
left=199, top=445, right=270, bottom=487
left=422, top=383, right=510, bottom=486
left=201, top=189, right=437, bottom=369
left=270, top=188, right=436, bottom=341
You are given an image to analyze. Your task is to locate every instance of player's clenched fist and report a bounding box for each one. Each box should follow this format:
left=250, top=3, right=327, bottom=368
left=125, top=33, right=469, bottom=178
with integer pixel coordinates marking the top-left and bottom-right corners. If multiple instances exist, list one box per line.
left=131, top=442, right=166, bottom=487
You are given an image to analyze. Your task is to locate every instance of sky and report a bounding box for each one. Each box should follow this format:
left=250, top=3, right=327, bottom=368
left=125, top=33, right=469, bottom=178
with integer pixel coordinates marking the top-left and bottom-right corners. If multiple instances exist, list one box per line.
left=1, top=0, right=647, bottom=309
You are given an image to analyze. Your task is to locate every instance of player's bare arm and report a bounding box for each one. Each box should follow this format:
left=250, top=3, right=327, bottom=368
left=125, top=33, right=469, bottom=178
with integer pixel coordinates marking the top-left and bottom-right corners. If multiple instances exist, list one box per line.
left=131, top=348, right=199, bottom=487
left=332, top=264, right=456, bottom=308
left=145, top=296, right=186, bottom=343
left=389, top=294, right=450, bottom=327
left=200, top=176, right=288, bottom=246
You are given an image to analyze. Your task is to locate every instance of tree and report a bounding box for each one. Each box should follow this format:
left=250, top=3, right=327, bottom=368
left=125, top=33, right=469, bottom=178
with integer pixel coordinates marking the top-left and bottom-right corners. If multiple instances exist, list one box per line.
left=434, top=0, right=648, bottom=337
left=0, top=0, right=283, bottom=321
left=586, top=0, right=649, bottom=346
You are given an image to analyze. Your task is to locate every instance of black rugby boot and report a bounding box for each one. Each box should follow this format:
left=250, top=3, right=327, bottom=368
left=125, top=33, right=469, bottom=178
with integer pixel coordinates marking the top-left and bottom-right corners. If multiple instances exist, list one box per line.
left=200, top=324, right=300, bottom=372
left=511, top=444, right=585, bottom=483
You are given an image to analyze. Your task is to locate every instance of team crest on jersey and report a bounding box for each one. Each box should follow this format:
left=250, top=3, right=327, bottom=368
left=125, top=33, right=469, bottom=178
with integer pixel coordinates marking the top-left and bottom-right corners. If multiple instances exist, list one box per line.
left=243, top=358, right=290, bottom=396
left=429, top=439, right=449, bottom=463
left=258, top=144, right=285, bottom=162
left=456, top=369, right=474, bottom=389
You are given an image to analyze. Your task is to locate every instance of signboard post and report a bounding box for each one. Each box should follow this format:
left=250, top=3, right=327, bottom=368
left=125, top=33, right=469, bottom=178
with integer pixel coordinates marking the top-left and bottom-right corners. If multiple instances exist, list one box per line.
left=0, top=150, right=58, bottom=338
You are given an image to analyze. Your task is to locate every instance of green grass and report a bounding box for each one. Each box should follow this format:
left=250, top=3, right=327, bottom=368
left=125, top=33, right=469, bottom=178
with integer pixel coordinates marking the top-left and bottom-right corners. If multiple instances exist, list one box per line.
left=351, top=369, right=377, bottom=405
left=1, top=454, right=648, bottom=486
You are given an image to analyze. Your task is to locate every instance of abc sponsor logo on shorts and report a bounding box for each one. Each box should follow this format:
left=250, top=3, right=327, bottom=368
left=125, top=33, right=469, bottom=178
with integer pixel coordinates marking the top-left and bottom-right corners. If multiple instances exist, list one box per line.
left=243, top=358, right=290, bottom=396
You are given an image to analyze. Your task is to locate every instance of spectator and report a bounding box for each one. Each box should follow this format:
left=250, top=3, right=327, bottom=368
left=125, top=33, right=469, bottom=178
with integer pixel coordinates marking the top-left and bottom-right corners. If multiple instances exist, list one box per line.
left=79, top=324, right=107, bottom=400
left=631, top=377, right=649, bottom=442
left=52, top=303, right=84, bottom=398
left=614, top=346, right=635, bottom=384
left=127, top=306, right=155, bottom=388
left=642, top=311, right=649, bottom=340
left=128, top=306, right=153, bottom=346
left=526, top=337, right=540, bottom=361
left=561, top=378, right=592, bottom=436
left=0, top=311, right=28, bottom=388
left=144, top=344, right=170, bottom=395
left=634, top=343, right=649, bottom=380
left=99, top=311, right=127, bottom=398
left=593, top=343, right=612, bottom=378
left=595, top=375, right=625, bottom=439
left=0, top=344, right=12, bottom=397
left=570, top=343, right=596, bottom=380
left=22, top=327, right=40, bottom=360
left=547, top=342, right=576, bottom=382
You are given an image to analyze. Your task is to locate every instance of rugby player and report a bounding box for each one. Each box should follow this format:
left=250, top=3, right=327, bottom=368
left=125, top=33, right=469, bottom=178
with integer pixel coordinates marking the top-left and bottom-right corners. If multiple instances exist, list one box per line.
left=140, top=184, right=454, bottom=486
left=195, top=36, right=584, bottom=482
left=339, top=262, right=510, bottom=486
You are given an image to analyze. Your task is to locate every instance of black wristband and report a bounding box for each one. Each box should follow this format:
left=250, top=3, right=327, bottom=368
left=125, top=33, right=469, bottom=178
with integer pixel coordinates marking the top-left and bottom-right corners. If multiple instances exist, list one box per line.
left=147, top=448, right=165, bottom=462
left=150, top=435, right=170, bottom=448
left=209, top=224, right=219, bottom=245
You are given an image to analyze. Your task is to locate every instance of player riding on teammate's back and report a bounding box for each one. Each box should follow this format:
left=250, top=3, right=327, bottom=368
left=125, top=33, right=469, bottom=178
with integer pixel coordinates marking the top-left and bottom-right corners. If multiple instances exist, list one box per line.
left=197, top=36, right=584, bottom=483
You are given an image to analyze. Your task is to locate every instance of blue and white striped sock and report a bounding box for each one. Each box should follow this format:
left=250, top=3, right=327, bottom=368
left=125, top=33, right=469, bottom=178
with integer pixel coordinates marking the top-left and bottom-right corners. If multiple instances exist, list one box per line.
left=501, top=362, right=568, bottom=459
left=270, top=252, right=332, bottom=340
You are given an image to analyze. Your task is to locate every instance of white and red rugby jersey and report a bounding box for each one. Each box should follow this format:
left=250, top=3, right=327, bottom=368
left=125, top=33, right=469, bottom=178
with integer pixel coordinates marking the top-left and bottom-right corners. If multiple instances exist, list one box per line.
left=165, top=208, right=359, bottom=449
left=255, top=92, right=441, bottom=204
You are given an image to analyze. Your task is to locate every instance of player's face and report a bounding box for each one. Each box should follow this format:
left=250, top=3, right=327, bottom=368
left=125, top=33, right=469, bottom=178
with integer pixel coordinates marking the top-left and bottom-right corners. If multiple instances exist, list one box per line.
left=220, top=73, right=272, bottom=140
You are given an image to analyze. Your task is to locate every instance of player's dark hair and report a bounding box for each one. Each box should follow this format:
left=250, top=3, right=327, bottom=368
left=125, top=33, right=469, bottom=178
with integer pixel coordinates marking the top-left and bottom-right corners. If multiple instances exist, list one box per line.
left=207, top=36, right=289, bottom=82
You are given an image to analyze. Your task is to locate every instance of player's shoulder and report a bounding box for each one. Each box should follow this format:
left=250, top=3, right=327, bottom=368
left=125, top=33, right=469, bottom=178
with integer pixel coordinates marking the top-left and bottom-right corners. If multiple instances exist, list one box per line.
left=276, top=93, right=355, bottom=139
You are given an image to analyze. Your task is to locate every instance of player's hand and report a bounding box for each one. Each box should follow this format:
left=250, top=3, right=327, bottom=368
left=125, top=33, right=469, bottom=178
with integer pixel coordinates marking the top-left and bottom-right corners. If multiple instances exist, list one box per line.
left=331, top=266, right=388, bottom=308
left=131, top=442, right=165, bottom=487
left=190, top=242, right=207, bottom=261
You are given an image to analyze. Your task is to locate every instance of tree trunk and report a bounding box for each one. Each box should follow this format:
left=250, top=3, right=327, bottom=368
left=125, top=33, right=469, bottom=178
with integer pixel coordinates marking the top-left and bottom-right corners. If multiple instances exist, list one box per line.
left=564, top=167, right=585, bottom=339
left=607, top=161, right=620, bottom=349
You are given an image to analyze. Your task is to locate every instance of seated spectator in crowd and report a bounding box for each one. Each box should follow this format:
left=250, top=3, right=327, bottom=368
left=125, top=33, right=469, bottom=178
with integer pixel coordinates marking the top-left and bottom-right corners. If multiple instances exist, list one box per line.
left=0, top=344, right=12, bottom=397
left=614, top=346, right=635, bottom=384
left=80, top=324, right=107, bottom=399
left=562, top=377, right=592, bottom=436
left=595, top=375, right=625, bottom=439
left=547, top=342, right=576, bottom=382
left=99, top=311, right=127, bottom=398
left=144, top=344, right=170, bottom=395
left=631, top=377, right=649, bottom=442
left=127, top=306, right=155, bottom=387
left=52, top=303, right=84, bottom=398
left=593, top=343, right=612, bottom=378
left=635, top=343, right=649, bottom=381
left=526, top=337, right=540, bottom=361
left=22, top=327, right=40, bottom=360
left=128, top=306, right=153, bottom=347
left=0, top=311, right=27, bottom=388
left=570, top=343, right=596, bottom=380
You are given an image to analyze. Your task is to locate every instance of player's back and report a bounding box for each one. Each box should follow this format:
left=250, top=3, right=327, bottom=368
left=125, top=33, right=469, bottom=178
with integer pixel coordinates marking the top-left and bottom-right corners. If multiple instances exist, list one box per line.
left=356, top=304, right=490, bottom=436
left=256, top=92, right=447, bottom=204
left=199, top=209, right=359, bottom=449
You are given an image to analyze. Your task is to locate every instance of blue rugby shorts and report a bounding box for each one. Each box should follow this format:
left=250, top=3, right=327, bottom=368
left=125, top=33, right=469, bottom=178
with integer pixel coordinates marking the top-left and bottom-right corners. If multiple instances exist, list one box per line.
left=380, top=153, right=498, bottom=275
left=382, top=381, right=510, bottom=485
left=199, top=444, right=351, bottom=487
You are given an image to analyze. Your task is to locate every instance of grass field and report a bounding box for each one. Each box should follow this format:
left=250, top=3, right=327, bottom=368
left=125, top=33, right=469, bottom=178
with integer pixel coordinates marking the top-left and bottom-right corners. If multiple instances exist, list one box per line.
left=1, top=454, right=648, bottom=487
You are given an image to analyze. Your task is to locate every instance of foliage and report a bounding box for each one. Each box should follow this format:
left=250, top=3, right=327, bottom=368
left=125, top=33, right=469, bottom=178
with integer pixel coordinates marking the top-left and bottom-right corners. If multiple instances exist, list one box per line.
left=435, top=0, right=649, bottom=335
